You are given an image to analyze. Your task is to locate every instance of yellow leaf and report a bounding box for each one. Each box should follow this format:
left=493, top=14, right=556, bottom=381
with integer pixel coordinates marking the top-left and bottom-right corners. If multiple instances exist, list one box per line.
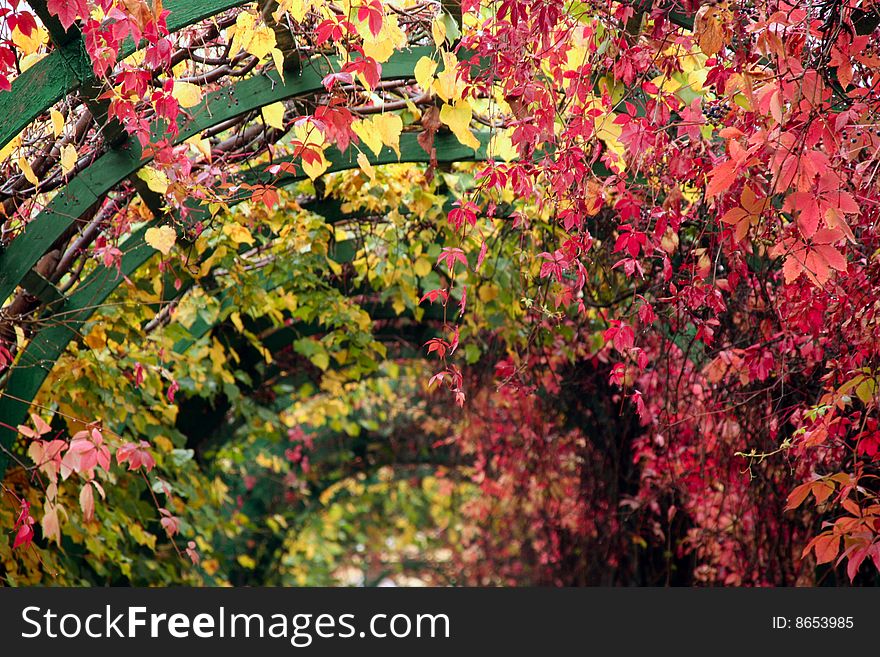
left=583, top=96, right=626, bottom=172
left=0, top=133, right=21, bottom=163
left=433, top=51, right=461, bottom=102
left=129, top=523, right=157, bottom=549
left=479, top=284, right=499, bottom=302
left=237, top=554, right=257, bottom=569
left=247, top=25, right=276, bottom=60
left=357, top=152, right=376, bottom=183
left=489, top=129, right=517, bottom=162
left=137, top=166, right=169, bottom=194
left=361, top=14, right=406, bottom=64
left=185, top=135, right=211, bottom=160
left=440, top=101, right=481, bottom=150
left=276, top=0, right=312, bottom=22
left=363, top=36, right=394, bottom=64
left=60, top=144, right=77, bottom=175
left=262, top=101, right=285, bottom=130
left=84, top=325, right=106, bottom=350
left=198, top=245, right=227, bottom=277
left=145, top=225, right=177, bottom=255
left=311, top=350, right=329, bottom=371
left=50, top=110, right=64, bottom=137
left=228, top=11, right=255, bottom=59
left=171, top=80, right=203, bottom=108
left=12, top=25, right=46, bottom=56
left=431, top=17, right=447, bottom=47
left=374, top=113, right=403, bottom=158
left=18, top=156, right=38, bottom=186
left=154, top=435, right=174, bottom=452
left=271, top=47, right=285, bottom=83
left=302, top=148, right=330, bottom=180
left=352, top=119, right=382, bottom=156
left=856, top=376, right=877, bottom=404
left=414, top=56, right=437, bottom=94
left=230, top=311, right=244, bottom=332
left=392, top=295, right=406, bottom=315
left=414, top=256, right=432, bottom=277
left=223, top=223, right=254, bottom=245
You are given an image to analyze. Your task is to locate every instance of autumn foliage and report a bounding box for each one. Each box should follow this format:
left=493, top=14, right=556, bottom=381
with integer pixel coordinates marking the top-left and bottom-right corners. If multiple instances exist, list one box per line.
left=0, top=0, right=880, bottom=586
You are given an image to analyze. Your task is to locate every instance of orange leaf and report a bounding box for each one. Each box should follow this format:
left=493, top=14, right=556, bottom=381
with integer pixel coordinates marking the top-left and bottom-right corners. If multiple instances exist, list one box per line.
left=786, top=482, right=812, bottom=510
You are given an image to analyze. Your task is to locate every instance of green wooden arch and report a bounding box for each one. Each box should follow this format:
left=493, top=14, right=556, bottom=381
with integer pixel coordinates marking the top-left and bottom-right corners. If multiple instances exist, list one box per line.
left=0, top=46, right=437, bottom=307
left=0, top=131, right=488, bottom=475
left=0, top=0, right=252, bottom=150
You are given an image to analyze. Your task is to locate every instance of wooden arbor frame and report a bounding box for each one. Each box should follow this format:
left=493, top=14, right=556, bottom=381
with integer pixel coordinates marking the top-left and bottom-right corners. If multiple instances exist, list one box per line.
left=0, top=0, right=488, bottom=475
left=2, top=0, right=878, bottom=478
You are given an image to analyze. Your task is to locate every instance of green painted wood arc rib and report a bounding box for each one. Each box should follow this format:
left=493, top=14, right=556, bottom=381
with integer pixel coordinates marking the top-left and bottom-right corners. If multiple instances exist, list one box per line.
left=0, top=131, right=489, bottom=476
left=0, top=0, right=251, bottom=150
left=0, top=46, right=433, bottom=310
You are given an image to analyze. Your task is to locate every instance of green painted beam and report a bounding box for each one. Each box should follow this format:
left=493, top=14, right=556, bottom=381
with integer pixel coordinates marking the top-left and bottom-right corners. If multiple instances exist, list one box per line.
left=0, top=0, right=251, bottom=150
left=0, top=132, right=488, bottom=476
left=20, top=269, right=65, bottom=306
left=0, top=46, right=434, bottom=310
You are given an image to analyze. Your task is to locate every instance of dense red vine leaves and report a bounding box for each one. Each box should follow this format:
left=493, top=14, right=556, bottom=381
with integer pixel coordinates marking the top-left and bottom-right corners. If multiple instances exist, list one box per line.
left=437, top=0, right=880, bottom=583
left=1, top=0, right=880, bottom=585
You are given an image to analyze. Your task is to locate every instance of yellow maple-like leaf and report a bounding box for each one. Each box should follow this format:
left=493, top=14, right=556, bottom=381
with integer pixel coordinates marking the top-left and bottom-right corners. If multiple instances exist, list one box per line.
left=414, top=56, right=437, bottom=94
left=262, top=102, right=285, bottom=130
left=275, top=0, right=313, bottom=22
left=137, top=166, right=169, bottom=194
left=185, top=135, right=212, bottom=160
left=582, top=96, right=626, bottom=172
left=223, top=223, right=254, bottom=245
left=351, top=119, right=382, bottom=156
left=18, top=156, right=38, bottom=186
left=12, top=25, right=46, bottom=56
left=357, top=152, right=376, bottom=183
left=198, top=245, right=227, bottom=278
left=145, top=225, right=177, bottom=255
left=248, top=25, right=276, bottom=59
left=414, top=256, right=432, bottom=277
left=361, top=14, right=406, bottom=64
left=0, top=133, right=22, bottom=163
left=50, top=109, right=65, bottom=137
left=171, top=80, right=203, bottom=108
left=433, top=51, right=462, bottom=103
left=228, top=11, right=255, bottom=59
left=302, top=149, right=330, bottom=180
left=60, top=143, right=77, bottom=175
left=431, top=16, right=447, bottom=48
left=440, top=101, right=481, bottom=150
left=488, top=129, right=517, bottom=162
left=373, top=113, right=403, bottom=158
left=271, top=47, right=285, bottom=83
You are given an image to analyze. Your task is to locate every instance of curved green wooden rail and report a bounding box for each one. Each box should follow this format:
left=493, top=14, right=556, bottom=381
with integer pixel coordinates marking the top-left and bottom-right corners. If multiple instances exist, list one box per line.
left=0, top=131, right=488, bottom=476
left=0, top=0, right=251, bottom=150
left=0, top=46, right=434, bottom=310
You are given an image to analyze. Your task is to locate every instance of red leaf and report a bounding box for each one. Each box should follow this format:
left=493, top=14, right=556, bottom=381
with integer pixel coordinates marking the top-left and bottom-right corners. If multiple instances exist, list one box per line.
left=47, top=0, right=84, bottom=30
